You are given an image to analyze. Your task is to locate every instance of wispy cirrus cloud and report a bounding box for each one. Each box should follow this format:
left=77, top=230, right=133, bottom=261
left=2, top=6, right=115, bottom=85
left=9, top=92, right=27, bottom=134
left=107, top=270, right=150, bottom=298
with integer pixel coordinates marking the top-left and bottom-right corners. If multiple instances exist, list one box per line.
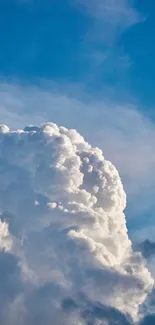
left=70, top=0, right=144, bottom=85
left=72, top=0, right=142, bottom=45
left=74, top=0, right=139, bottom=23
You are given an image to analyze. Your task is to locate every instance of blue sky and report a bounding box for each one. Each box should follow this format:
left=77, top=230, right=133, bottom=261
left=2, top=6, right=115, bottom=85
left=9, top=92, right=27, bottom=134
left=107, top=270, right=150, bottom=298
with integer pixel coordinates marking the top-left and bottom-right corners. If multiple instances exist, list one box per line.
left=0, top=0, right=154, bottom=105
left=0, top=0, right=155, bottom=239
left=0, top=0, right=154, bottom=102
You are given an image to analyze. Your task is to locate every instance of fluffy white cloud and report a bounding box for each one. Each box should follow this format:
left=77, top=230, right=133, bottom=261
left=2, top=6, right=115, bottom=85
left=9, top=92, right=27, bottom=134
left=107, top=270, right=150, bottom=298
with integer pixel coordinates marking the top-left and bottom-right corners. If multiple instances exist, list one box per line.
left=0, top=122, right=153, bottom=324
left=2, top=81, right=155, bottom=218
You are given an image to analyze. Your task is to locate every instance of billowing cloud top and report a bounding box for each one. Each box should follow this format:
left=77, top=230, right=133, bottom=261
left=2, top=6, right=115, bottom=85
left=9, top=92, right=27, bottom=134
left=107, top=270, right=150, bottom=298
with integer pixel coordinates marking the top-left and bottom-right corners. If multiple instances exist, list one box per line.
left=0, top=123, right=153, bottom=324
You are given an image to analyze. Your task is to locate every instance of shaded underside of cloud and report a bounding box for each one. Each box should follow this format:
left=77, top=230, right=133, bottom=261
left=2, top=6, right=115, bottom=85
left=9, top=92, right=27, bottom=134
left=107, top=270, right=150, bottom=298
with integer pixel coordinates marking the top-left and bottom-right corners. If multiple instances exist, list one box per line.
left=0, top=122, right=154, bottom=324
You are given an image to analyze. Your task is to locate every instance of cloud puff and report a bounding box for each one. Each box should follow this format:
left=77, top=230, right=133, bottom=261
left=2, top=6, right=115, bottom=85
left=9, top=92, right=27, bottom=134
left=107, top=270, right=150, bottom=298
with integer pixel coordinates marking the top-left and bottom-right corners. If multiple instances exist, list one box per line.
left=2, top=81, right=155, bottom=220
left=0, top=122, right=153, bottom=324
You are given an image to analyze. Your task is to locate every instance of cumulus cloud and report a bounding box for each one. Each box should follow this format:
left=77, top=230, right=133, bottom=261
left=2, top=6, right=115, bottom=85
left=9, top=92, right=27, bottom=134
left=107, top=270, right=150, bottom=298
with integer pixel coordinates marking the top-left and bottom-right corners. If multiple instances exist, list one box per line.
left=0, top=122, right=153, bottom=324
left=1, top=81, right=155, bottom=220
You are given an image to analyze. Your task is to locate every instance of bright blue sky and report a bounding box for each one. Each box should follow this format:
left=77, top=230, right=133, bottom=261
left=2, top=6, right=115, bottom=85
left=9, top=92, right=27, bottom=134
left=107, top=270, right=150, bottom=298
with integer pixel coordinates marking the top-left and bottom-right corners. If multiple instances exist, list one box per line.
left=0, top=0, right=155, bottom=239
left=123, top=0, right=155, bottom=108
left=0, top=0, right=155, bottom=107
left=0, top=0, right=90, bottom=80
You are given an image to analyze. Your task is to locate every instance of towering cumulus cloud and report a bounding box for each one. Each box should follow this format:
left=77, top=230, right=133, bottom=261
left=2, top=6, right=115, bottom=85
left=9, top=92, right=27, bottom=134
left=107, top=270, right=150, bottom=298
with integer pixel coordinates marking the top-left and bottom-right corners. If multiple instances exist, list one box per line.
left=0, top=123, right=153, bottom=324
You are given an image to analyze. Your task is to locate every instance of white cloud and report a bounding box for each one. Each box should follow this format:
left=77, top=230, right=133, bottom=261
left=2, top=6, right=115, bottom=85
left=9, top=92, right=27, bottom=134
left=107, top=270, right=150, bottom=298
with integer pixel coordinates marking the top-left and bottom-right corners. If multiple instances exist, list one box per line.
left=0, top=122, right=153, bottom=324
left=1, top=81, right=155, bottom=218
